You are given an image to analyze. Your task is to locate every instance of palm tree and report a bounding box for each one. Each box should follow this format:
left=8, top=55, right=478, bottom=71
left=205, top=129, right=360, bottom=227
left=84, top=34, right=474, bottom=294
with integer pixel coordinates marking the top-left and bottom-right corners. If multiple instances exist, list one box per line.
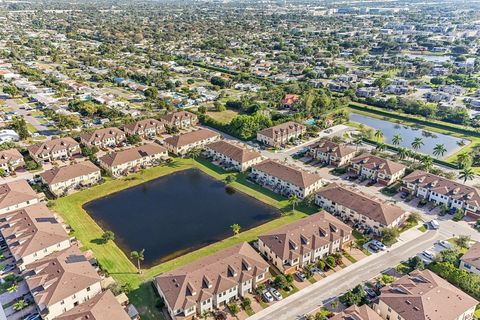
left=397, top=147, right=408, bottom=160
left=459, top=167, right=475, bottom=183
left=7, top=284, right=18, bottom=293
left=457, top=152, right=472, bottom=169
left=376, top=143, right=386, bottom=152
left=392, top=134, right=402, bottom=146
left=231, top=223, right=241, bottom=236
left=13, top=299, right=27, bottom=311
left=433, top=144, right=447, bottom=159
left=188, top=147, right=201, bottom=160
left=411, top=137, right=424, bottom=153
left=374, top=129, right=384, bottom=142
left=289, top=194, right=300, bottom=212
left=130, top=249, right=145, bottom=274
left=422, top=155, right=434, bottom=172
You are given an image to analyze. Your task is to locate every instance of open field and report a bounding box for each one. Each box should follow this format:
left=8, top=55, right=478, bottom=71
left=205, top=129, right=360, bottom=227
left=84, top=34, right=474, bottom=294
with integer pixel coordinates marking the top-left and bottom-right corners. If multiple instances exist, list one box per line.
left=206, top=109, right=239, bottom=123
left=51, top=157, right=318, bottom=319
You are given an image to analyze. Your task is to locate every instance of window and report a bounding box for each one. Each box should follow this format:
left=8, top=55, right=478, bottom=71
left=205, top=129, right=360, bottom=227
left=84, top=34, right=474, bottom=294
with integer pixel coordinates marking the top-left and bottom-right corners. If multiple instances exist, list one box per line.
left=86, top=287, right=90, bottom=292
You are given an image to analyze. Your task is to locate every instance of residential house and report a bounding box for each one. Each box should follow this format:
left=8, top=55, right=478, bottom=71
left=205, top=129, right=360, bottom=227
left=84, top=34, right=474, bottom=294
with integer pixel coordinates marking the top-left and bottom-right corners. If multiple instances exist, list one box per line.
left=0, top=180, right=39, bottom=215
left=55, top=290, right=131, bottom=320
left=160, top=111, right=198, bottom=129
left=80, top=127, right=126, bottom=148
left=281, top=94, right=300, bottom=108
left=257, top=121, right=307, bottom=147
left=155, top=242, right=269, bottom=320
left=251, top=160, right=323, bottom=199
left=163, top=128, right=220, bottom=156
left=258, top=211, right=352, bottom=274
left=0, top=148, right=24, bottom=173
left=331, top=305, right=383, bottom=320
left=349, top=153, right=406, bottom=185
left=308, top=139, right=356, bottom=167
left=24, top=245, right=102, bottom=320
left=204, top=140, right=263, bottom=171
left=40, top=161, right=101, bottom=197
left=27, top=137, right=80, bottom=163
left=0, top=203, right=70, bottom=270
left=402, top=170, right=480, bottom=216
left=315, top=183, right=408, bottom=234
left=374, top=270, right=477, bottom=320
left=123, top=118, right=166, bottom=138
left=460, top=242, right=480, bottom=275
left=99, top=143, right=168, bottom=177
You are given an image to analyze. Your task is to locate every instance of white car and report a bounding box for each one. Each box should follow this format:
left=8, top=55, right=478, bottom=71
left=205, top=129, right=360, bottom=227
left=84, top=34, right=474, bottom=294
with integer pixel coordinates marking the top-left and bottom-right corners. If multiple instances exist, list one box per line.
left=422, top=250, right=435, bottom=260
left=371, top=240, right=387, bottom=250
left=429, top=220, right=440, bottom=230
left=262, top=290, right=274, bottom=303
left=269, top=287, right=283, bottom=301
left=437, top=240, right=451, bottom=249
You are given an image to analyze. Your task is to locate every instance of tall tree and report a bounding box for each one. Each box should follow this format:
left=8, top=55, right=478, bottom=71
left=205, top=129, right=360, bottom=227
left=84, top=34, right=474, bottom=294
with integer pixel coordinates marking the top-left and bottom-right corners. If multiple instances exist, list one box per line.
left=392, top=134, right=402, bottom=146
left=289, top=194, right=300, bottom=212
left=231, top=223, right=241, bottom=236
left=433, top=144, right=447, bottom=159
left=459, top=167, right=475, bottom=183
left=130, top=249, right=145, bottom=274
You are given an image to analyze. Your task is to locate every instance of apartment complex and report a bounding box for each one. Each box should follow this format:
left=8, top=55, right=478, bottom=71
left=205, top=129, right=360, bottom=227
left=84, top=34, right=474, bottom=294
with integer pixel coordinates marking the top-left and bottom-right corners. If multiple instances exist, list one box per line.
left=155, top=242, right=269, bottom=320
left=0, top=203, right=70, bottom=269
left=99, top=143, right=168, bottom=177
left=163, top=128, right=220, bottom=155
left=160, top=110, right=198, bottom=129
left=402, top=170, right=480, bottom=216
left=80, top=127, right=126, bottom=148
left=40, top=161, right=101, bottom=196
left=251, top=159, right=323, bottom=198
left=349, top=153, right=406, bottom=185
left=374, top=270, right=477, bottom=320
left=204, top=140, right=263, bottom=171
left=258, top=211, right=352, bottom=274
left=0, top=180, right=39, bottom=215
left=256, top=121, right=307, bottom=147
left=27, top=137, right=80, bottom=163
left=0, top=148, right=24, bottom=172
left=315, top=183, right=408, bottom=233
left=25, top=245, right=103, bottom=320
left=460, top=242, right=480, bottom=275
left=308, top=139, right=356, bottom=167
left=123, top=118, right=166, bottom=138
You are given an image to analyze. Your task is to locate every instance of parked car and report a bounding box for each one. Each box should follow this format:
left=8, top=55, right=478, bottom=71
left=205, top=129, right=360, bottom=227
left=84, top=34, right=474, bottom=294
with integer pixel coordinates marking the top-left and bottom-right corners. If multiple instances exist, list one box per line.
left=371, top=240, right=387, bottom=251
left=310, top=267, right=323, bottom=274
left=437, top=240, right=451, bottom=249
left=400, top=192, right=409, bottom=199
left=429, top=220, right=439, bottom=230
left=0, top=264, right=15, bottom=274
left=262, top=290, right=274, bottom=303
left=269, top=287, right=283, bottom=301
left=23, top=314, right=41, bottom=320
left=296, top=272, right=307, bottom=282
left=368, top=243, right=380, bottom=253
left=422, top=250, right=435, bottom=260
left=364, top=287, right=377, bottom=299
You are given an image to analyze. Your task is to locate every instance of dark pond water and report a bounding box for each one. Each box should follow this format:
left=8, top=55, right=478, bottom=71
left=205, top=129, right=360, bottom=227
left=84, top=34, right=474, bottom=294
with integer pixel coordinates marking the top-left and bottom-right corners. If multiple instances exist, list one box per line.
left=84, top=168, right=279, bottom=267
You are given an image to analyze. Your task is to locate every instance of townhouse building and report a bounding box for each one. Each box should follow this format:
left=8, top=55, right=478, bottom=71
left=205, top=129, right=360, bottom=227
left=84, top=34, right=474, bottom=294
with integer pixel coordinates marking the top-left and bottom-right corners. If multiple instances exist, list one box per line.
left=258, top=211, right=352, bottom=274
left=0, top=180, right=39, bottom=215
left=315, top=183, right=408, bottom=234
left=349, top=153, right=406, bottom=185
left=0, top=148, right=24, bottom=173
left=251, top=159, right=323, bottom=199
left=163, top=128, right=220, bottom=156
left=256, top=121, right=307, bottom=147
left=331, top=305, right=382, bottom=320
left=24, top=245, right=102, bottom=320
left=27, top=137, right=80, bottom=163
left=308, top=139, right=356, bottom=167
left=160, top=111, right=198, bottom=129
left=402, top=170, right=480, bottom=216
left=80, top=127, right=126, bottom=148
left=374, top=270, right=477, bottom=320
left=123, top=118, right=166, bottom=138
left=460, top=242, right=480, bottom=275
left=204, top=140, right=263, bottom=171
left=155, top=243, right=269, bottom=320
left=99, top=143, right=168, bottom=177
left=40, top=161, right=102, bottom=197
left=0, top=203, right=70, bottom=270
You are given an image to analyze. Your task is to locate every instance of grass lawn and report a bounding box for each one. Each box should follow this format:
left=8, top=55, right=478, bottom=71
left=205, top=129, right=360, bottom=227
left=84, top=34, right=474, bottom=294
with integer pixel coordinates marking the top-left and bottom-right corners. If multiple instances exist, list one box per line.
left=206, top=109, right=239, bottom=124
left=418, top=224, right=428, bottom=232
left=51, top=157, right=318, bottom=319
left=26, top=123, right=37, bottom=133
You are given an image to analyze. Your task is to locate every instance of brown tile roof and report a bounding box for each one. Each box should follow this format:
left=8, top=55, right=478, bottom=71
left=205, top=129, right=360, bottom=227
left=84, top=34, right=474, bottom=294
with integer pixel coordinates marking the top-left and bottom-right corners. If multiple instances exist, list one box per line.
left=27, top=137, right=79, bottom=157
left=331, top=305, right=383, bottom=320
left=379, top=270, right=478, bottom=320
left=55, top=290, right=130, bottom=320
left=40, top=161, right=100, bottom=185
left=0, top=203, right=69, bottom=259
left=123, top=118, right=165, bottom=134
left=281, top=94, right=300, bottom=106
left=258, top=211, right=352, bottom=261
left=316, top=183, right=406, bottom=225
left=155, top=243, right=269, bottom=311
left=160, top=111, right=198, bottom=126
left=309, top=139, right=356, bottom=158
left=403, top=170, right=480, bottom=209
left=80, top=127, right=125, bottom=144
left=25, top=245, right=101, bottom=307
left=0, top=148, right=23, bottom=165
left=257, top=121, right=306, bottom=139
left=351, top=153, right=406, bottom=176
left=99, top=143, right=167, bottom=167
left=252, top=159, right=322, bottom=189
left=164, top=128, right=220, bottom=148
left=461, top=242, right=480, bottom=270
left=0, top=180, right=37, bottom=211
left=206, top=140, right=262, bottom=164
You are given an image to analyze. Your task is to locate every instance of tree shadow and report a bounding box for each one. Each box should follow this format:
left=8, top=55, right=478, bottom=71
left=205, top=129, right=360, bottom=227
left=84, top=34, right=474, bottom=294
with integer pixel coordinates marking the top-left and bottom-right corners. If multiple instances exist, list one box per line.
left=90, top=238, right=106, bottom=245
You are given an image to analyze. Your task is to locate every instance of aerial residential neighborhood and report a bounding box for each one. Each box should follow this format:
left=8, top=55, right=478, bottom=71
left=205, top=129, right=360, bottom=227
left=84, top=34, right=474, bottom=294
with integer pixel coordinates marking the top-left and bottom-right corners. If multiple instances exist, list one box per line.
left=0, top=0, right=480, bottom=320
